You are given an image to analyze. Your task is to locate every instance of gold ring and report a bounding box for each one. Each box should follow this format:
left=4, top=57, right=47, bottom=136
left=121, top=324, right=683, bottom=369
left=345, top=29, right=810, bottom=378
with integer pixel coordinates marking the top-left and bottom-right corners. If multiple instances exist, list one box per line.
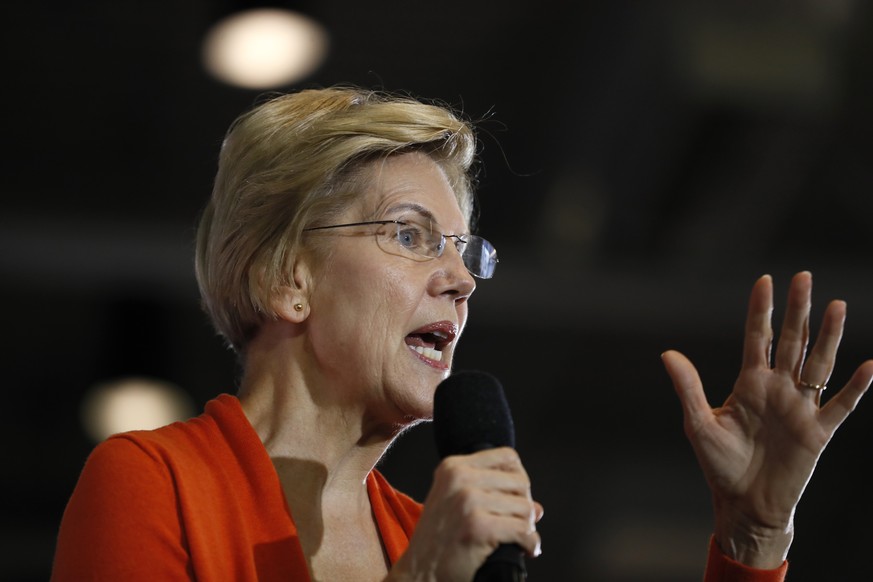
left=798, top=380, right=827, bottom=391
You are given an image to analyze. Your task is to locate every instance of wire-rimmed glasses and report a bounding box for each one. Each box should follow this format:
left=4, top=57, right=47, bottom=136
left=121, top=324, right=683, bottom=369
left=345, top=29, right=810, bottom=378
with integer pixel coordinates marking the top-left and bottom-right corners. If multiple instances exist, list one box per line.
left=303, top=219, right=498, bottom=279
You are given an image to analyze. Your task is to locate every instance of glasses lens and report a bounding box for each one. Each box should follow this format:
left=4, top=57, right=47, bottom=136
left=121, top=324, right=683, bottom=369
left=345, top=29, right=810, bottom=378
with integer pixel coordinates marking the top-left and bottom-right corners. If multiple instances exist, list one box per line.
left=376, top=220, right=497, bottom=278
left=463, top=236, right=498, bottom=279
left=375, top=220, right=434, bottom=262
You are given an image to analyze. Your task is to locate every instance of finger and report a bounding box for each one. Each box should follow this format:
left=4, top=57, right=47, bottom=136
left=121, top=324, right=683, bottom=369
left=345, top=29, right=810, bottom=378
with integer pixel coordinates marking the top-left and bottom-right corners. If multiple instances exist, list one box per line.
left=469, top=510, right=542, bottom=557
left=460, top=447, right=524, bottom=470
left=773, top=271, right=812, bottom=376
left=437, top=449, right=525, bottom=483
left=533, top=501, right=544, bottom=523
left=819, top=360, right=873, bottom=433
left=801, top=300, right=846, bottom=387
left=437, top=454, right=531, bottom=495
left=662, top=350, right=711, bottom=431
left=479, top=489, right=539, bottom=521
left=742, top=274, right=775, bottom=370
left=452, top=486, right=535, bottom=524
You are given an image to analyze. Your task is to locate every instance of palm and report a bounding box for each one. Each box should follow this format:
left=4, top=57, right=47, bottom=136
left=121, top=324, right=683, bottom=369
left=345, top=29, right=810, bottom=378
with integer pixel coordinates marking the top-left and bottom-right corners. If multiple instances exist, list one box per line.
left=663, top=272, right=872, bottom=548
left=692, top=368, right=826, bottom=528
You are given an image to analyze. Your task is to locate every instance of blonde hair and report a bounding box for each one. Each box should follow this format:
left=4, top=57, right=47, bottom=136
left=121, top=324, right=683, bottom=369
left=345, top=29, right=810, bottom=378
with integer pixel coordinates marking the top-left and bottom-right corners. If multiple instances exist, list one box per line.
left=195, top=86, right=478, bottom=352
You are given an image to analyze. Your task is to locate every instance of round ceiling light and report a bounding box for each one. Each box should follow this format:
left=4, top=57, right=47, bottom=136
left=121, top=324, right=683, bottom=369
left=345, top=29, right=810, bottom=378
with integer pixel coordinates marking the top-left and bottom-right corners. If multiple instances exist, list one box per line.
left=202, top=8, right=329, bottom=89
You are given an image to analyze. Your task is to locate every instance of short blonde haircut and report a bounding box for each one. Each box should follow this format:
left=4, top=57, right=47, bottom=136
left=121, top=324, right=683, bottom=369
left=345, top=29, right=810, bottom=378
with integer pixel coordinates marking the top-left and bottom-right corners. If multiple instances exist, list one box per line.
left=195, top=86, right=478, bottom=353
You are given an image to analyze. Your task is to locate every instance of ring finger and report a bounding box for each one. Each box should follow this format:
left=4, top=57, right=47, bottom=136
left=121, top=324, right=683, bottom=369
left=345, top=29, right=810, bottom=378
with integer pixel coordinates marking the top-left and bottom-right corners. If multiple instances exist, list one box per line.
left=799, top=299, right=846, bottom=403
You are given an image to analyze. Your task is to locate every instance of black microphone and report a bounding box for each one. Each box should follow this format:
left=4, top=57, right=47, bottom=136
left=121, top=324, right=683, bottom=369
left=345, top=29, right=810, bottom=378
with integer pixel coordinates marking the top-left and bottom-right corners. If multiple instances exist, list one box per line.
left=433, top=370, right=527, bottom=582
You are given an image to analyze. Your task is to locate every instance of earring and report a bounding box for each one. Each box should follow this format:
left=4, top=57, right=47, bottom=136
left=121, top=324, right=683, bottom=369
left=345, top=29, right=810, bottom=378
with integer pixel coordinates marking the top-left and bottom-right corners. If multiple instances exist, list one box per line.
left=293, top=303, right=304, bottom=312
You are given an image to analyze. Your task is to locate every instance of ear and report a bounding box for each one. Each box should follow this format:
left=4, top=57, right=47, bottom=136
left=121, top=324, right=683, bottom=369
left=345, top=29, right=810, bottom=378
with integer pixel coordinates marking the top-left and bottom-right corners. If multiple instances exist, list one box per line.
left=271, top=256, right=312, bottom=323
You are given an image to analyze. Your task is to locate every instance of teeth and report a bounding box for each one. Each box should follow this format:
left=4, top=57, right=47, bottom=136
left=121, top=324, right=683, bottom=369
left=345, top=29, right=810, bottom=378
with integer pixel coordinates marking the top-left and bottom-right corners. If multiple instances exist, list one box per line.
left=411, top=345, right=443, bottom=362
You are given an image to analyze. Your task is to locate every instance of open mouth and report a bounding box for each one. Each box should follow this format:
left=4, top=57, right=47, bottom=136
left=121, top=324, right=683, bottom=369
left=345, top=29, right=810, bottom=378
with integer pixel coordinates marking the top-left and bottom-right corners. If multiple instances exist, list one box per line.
left=405, top=321, right=457, bottom=364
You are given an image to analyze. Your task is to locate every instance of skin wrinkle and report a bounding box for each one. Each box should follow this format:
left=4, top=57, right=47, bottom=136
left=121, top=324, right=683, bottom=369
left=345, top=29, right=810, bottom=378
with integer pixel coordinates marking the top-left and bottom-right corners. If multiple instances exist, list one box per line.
left=287, top=152, right=474, bottom=438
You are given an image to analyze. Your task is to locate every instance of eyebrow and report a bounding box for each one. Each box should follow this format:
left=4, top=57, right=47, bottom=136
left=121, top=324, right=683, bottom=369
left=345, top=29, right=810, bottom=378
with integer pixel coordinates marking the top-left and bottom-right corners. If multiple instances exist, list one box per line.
left=382, top=202, right=470, bottom=236
left=383, top=203, right=437, bottom=224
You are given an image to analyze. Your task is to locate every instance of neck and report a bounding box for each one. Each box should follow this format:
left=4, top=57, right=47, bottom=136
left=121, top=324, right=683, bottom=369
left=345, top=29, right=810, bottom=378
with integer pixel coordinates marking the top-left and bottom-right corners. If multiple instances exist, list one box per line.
left=238, top=321, right=402, bottom=506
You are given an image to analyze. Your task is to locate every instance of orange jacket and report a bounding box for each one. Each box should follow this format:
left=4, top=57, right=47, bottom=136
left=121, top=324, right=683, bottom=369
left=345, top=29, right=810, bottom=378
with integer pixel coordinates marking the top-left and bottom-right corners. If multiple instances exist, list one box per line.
left=51, top=394, right=786, bottom=581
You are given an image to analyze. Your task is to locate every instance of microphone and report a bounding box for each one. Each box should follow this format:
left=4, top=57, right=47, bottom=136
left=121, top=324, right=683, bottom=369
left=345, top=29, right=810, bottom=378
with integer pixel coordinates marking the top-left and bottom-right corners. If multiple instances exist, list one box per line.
left=433, top=370, right=527, bottom=582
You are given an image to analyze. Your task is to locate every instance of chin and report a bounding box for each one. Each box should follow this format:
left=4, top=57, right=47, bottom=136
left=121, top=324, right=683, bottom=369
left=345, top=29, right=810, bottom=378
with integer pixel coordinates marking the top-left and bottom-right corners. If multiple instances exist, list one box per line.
left=393, top=388, right=436, bottom=423
left=384, top=368, right=441, bottom=420
left=400, top=400, right=434, bottom=423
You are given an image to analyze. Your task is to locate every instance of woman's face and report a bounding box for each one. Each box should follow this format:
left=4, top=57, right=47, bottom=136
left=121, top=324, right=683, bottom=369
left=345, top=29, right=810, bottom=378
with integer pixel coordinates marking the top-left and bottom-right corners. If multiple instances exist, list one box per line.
left=305, top=151, right=476, bottom=427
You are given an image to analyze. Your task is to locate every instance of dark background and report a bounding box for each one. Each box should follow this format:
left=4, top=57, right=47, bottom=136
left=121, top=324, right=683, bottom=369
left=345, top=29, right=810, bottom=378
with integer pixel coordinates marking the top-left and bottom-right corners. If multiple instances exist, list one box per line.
left=3, top=1, right=873, bottom=580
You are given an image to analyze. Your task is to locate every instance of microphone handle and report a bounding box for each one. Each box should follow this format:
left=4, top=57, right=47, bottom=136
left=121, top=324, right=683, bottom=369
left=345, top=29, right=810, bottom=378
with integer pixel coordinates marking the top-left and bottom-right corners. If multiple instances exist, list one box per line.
left=473, top=543, right=527, bottom=582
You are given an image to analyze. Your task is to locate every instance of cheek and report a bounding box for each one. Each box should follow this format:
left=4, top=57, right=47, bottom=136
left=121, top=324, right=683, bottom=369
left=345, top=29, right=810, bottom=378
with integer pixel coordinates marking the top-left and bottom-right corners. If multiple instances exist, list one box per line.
left=380, top=267, right=422, bottom=314
left=310, top=263, right=421, bottom=364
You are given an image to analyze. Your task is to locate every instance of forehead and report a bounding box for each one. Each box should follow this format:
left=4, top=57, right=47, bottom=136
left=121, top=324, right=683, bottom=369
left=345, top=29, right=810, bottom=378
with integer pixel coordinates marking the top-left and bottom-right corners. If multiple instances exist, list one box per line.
left=355, top=152, right=468, bottom=232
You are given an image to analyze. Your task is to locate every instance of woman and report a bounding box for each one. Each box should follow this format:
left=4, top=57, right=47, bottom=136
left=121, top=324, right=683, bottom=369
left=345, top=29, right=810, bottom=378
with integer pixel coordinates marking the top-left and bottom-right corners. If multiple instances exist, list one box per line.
left=51, top=86, right=872, bottom=581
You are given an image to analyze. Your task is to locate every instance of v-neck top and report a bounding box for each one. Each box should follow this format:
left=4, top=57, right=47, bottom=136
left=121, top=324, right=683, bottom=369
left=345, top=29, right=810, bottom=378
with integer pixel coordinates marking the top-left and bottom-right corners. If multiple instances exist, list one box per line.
left=51, top=393, right=421, bottom=581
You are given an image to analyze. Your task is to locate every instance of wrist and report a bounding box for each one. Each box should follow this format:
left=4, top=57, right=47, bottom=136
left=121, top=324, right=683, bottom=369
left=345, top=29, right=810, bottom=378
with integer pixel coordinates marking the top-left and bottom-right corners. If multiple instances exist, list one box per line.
left=713, top=517, right=794, bottom=569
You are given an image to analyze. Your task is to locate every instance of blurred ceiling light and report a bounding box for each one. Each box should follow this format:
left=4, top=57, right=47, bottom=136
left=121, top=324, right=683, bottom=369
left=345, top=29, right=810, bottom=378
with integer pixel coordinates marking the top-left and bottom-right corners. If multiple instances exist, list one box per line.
left=81, top=377, right=196, bottom=442
left=202, top=8, right=329, bottom=89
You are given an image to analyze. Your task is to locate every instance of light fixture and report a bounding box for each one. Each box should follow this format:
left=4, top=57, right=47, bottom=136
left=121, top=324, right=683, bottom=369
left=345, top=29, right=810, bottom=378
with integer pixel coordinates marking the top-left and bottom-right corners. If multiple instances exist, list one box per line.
left=80, top=376, right=196, bottom=442
left=202, top=7, right=329, bottom=89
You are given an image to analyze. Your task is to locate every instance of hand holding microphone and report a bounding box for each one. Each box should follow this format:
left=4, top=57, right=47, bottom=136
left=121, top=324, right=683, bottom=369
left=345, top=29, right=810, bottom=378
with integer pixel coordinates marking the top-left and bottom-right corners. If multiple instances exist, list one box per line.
left=390, top=370, right=542, bottom=582
left=432, top=371, right=541, bottom=581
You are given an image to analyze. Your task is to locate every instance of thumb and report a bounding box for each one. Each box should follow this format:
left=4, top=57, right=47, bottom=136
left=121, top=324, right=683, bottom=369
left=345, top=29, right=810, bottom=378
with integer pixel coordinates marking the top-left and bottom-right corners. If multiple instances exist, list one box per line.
left=661, top=349, right=711, bottom=428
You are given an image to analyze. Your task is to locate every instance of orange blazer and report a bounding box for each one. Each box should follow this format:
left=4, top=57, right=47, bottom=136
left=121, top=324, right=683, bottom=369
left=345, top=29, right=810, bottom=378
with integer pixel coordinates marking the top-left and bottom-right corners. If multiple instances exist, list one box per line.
left=51, top=394, right=785, bottom=581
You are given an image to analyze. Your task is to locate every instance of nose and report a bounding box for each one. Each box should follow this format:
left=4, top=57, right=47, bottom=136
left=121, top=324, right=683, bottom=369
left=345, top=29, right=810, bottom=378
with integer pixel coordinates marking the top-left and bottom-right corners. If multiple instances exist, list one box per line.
left=429, top=242, right=476, bottom=301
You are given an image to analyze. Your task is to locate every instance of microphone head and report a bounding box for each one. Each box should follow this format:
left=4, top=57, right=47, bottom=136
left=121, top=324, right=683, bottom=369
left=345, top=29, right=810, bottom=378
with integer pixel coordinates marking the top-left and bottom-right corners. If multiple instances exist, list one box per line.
left=433, top=370, right=515, bottom=459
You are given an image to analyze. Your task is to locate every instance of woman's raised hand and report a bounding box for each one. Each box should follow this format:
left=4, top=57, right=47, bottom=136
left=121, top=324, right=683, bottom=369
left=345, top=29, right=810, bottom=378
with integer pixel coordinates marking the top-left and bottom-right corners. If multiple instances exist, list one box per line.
left=662, top=271, right=873, bottom=568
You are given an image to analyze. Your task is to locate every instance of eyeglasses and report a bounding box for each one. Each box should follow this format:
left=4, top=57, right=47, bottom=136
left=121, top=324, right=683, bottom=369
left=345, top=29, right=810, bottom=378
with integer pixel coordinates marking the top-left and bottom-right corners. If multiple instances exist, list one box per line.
left=303, top=219, right=498, bottom=279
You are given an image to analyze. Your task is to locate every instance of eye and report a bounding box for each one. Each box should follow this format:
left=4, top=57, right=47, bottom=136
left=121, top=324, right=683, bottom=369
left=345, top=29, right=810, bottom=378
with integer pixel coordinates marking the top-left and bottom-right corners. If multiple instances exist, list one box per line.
left=396, top=223, right=425, bottom=250
left=434, top=237, right=446, bottom=254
